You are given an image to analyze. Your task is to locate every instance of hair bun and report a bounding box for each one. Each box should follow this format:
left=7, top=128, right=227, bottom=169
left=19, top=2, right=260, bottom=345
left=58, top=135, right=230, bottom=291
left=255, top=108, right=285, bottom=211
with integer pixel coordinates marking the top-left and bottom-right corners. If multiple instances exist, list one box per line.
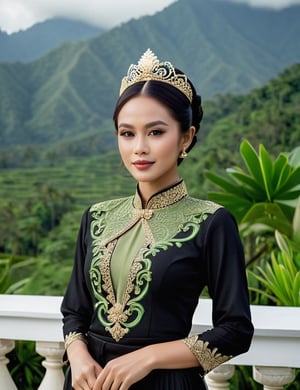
left=191, top=94, right=203, bottom=134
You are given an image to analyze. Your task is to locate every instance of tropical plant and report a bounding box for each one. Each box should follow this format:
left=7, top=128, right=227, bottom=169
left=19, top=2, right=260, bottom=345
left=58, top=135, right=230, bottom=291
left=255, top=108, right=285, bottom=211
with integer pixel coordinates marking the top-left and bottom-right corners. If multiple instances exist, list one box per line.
left=0, top=256, right=36, bottom=293
left=206, top=139, right=300, bottom=237
left=205, top=139, right=300, bottom=309
left=206, top=140, right=300, bottom=265
left=248, top=233, right=300, bottom=306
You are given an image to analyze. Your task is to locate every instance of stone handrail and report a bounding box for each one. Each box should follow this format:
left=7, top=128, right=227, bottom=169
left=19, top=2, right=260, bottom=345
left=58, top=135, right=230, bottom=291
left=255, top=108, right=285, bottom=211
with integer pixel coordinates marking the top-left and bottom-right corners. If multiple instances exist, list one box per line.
left=0, top=294, right=299, bottom=389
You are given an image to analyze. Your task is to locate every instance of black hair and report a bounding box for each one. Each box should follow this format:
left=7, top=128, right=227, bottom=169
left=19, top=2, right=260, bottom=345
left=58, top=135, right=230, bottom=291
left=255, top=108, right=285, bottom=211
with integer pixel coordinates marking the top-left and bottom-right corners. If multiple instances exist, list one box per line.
left=113, top=73, right=203, bottom=164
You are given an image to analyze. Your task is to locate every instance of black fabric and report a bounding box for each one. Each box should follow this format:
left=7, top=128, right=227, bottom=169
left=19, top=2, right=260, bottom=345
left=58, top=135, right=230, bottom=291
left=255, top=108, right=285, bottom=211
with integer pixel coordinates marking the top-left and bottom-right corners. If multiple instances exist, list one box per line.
left=63, top=367, right=207, bottom=390
left=63, top=332, right=207, bottom=390
left=61, top=186, right=253, bottom=388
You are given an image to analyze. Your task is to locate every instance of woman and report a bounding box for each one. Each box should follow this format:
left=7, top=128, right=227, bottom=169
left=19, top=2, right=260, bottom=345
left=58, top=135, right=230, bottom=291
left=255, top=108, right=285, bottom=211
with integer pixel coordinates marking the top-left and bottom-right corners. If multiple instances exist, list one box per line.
left=61, top=49, right=254, bottom=390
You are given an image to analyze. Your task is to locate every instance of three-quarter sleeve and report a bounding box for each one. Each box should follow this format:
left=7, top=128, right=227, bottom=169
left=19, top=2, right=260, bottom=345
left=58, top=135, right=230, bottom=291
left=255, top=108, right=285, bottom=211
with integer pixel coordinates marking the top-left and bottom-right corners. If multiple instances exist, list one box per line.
left=183, top=208, right=254, bottom=374
left=61, top=209, right=94, bottom=341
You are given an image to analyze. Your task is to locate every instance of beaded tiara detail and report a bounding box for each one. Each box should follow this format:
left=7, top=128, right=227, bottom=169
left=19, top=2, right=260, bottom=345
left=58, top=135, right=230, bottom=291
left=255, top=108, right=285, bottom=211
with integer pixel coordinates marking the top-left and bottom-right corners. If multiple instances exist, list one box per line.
left=119, top=49, right=193, bottom=103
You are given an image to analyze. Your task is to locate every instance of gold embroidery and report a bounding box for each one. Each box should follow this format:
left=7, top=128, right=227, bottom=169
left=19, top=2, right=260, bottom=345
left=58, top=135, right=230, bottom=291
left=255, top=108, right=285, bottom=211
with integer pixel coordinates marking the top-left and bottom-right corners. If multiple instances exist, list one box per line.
left=133, top=180, right=187, bottom=211
left=183, top=335, right=231, bottom=374
left=97, top=235, right=152, bottom=341
left=136, top=209, right=153, bottom=220
left=106, top=303, right=130, bottom=340
left=90, top=181, right=222, bottom=342
left=64, top=332, right=87, bottom=350
left=100, top=241, right=117, bottom=305
left=108, top=321, right=129, bottom=341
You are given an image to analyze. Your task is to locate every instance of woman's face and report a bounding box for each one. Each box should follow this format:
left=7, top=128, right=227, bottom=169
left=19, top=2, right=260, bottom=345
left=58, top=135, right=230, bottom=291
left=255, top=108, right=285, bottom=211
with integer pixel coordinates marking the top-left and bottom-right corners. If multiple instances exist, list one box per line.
left=117, top=95, right=192, bottom=199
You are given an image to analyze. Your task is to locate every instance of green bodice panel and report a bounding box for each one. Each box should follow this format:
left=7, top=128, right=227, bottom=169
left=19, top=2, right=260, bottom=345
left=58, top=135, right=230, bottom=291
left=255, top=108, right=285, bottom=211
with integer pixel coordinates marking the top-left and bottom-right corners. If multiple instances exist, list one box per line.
left=61, top=180, right=253, bottom=375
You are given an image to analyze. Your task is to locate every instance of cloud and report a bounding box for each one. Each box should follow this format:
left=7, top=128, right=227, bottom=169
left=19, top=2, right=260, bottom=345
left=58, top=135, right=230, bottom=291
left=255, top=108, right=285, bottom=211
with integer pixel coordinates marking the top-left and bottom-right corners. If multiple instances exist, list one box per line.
left=1, top=0, right=300, bottom=34
left=229, top=0, right=300, bottom=8
left=0, top=0, right=175, bottom=33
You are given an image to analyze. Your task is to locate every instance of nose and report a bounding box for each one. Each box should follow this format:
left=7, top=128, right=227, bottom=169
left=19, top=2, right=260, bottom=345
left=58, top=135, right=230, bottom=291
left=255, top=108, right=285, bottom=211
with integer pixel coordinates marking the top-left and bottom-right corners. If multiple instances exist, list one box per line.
left=133, top=135, right=149, bottom=155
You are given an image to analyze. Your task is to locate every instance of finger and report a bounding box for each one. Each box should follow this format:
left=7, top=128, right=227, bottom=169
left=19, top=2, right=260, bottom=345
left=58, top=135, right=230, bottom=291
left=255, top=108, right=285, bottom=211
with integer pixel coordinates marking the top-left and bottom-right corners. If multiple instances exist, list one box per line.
left=81, top=381, right=91, bottom=390
left=86, top=377, right=96, bottom=390
left=73, top=378, right=92, bottom=390
left=86, top=365, right=101, bottom=389
left=111, top=378, right=123, bottom=390
left=93, top=373, right=110, bottom=390
left=72, top=383, right=88, bottom=390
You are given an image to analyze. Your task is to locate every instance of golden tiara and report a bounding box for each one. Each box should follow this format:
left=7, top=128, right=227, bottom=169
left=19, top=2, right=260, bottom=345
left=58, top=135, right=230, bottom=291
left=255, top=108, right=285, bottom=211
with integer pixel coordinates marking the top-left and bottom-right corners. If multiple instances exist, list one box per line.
left=119, top=49, right=193, bottom=103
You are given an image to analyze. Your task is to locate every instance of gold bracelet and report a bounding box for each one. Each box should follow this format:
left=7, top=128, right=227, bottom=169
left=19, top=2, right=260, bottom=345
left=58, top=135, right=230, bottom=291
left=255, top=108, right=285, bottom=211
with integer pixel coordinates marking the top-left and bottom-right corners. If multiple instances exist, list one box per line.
left=64, top=331, right=87, bottom=350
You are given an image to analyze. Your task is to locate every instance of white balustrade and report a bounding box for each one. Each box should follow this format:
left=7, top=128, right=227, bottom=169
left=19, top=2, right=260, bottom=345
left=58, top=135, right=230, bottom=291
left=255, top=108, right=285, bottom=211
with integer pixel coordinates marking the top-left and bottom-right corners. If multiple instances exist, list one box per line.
left=205, top=364, right=235, bottom=389
left=0, top=339, right=17, bottom=390
left=0, top=295, right=299, bottom=390
left=192, top=300, right=300, bottom=389
left=0, top=295, right=64, bottom=390
left=253, top=366, right=295, bottom=390
left=36, top=341, right=65, bottom=390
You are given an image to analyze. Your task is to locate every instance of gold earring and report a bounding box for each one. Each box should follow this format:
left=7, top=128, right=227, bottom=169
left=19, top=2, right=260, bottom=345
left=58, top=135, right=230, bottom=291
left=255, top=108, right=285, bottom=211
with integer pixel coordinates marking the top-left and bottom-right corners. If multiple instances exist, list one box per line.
left=180, top=150, right=188, bottom=158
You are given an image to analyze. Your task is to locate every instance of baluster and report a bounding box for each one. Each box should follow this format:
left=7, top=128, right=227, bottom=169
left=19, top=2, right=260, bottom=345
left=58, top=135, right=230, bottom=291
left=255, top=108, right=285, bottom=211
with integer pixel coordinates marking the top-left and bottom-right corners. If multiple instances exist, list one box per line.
left=36, top=341, right=65, bottom=390
left=253, top=366, right=295, bottom=390
left=0, top=339, right=18, bottom=390
left=205, top=364, right=235, bottom=390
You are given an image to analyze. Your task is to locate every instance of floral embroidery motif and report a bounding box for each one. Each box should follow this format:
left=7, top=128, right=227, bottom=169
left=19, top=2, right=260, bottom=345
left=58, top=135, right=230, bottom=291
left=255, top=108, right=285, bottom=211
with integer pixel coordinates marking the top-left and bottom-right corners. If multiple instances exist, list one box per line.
left=183, top=335, right=231, bottom=374
left=90, top=227, right=153, bottom=341
left=89, top=182, right=221, bottom=342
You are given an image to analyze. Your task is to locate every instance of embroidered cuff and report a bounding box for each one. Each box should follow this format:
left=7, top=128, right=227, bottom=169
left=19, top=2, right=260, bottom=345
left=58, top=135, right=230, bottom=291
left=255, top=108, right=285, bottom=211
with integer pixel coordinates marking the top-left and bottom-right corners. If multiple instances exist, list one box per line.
left=64, top=331, right=87, bottom=350
left=182, top=335, right=231, bottom=374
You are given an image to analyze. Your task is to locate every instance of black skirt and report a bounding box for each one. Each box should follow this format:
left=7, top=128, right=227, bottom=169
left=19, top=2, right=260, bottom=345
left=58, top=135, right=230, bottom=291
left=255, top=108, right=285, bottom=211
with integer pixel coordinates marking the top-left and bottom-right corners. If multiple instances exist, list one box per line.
left=63, top=331, right=207, bottom=390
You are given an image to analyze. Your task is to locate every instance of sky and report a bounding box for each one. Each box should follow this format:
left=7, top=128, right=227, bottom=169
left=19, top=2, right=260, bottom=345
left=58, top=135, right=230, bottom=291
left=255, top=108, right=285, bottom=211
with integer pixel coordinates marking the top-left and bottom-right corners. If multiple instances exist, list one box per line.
left=0, top=0, right=300, bottom=34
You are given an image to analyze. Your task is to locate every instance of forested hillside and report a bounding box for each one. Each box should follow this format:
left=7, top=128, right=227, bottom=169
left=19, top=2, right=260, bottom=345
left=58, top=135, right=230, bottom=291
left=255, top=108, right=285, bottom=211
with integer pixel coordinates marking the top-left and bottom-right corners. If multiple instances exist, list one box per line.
left=1, top=0, right=300, bottom=295
left=1, top=63, right=299, bottom=282
left=0, top=18, right=104, bottom=63
left=183, top=63, right=300, bottom=196
left=0, top=0, right=300, bottom=153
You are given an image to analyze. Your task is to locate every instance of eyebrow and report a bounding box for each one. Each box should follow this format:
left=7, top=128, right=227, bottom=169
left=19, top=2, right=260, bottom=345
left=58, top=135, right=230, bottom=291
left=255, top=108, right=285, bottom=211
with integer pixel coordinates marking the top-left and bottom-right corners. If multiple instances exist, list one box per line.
left=118, top=120, right=169, bottom=129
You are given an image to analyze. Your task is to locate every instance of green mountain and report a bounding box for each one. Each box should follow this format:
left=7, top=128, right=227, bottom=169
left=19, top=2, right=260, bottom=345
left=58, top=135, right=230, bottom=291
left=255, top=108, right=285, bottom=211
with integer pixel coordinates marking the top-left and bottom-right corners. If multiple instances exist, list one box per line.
left=0, top=0, right=300, bottom=151
left=0, top=18, right=104, bottom=63
left=0, top=60, right=299, bottom=279
left=1, top=62, right=299, bottom=204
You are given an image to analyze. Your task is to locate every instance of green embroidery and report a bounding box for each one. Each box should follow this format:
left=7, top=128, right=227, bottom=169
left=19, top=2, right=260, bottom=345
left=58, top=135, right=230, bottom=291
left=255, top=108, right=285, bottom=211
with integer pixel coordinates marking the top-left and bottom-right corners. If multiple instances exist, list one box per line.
left=147, top=221, right=200, bottom=256
left=90, top=243, right=152, bottom=341
left=88, top=190, right=221, bottom=341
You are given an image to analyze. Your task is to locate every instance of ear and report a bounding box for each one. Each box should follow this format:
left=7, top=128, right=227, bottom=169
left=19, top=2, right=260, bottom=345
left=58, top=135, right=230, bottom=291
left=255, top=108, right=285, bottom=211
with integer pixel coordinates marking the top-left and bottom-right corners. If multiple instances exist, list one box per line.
left=182, top=126, right=196, bottom=149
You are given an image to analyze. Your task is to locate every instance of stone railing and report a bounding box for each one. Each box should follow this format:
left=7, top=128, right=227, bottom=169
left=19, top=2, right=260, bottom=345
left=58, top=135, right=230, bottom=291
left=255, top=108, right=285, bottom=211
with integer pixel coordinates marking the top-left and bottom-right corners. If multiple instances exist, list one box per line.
left=0, top=295, right=299, bottom=389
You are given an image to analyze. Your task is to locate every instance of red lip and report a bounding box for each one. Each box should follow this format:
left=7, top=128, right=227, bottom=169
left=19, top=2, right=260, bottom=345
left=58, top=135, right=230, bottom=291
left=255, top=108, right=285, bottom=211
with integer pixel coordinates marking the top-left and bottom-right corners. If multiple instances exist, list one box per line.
left=132, top=160, right=154, bottom=170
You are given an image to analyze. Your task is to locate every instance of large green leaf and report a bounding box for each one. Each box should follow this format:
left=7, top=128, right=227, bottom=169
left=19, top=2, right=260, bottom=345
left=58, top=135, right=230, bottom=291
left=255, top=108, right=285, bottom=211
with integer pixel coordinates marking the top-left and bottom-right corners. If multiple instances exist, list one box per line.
left=275, top=230, right=292, bottom=257
left=259, top=144, right=274, bottom=200
left=275, top=166, right=300, bottom=196
left=288, top=146, right=300, bottom=167
left=242, top=203, right=292, bottom=236
left=240, top=140, right=264, bottom=188
left=205, top=171, right=248, bottom=198
left=292, top=198, right=300, bottom=244
left=275, top=189, right=300, bottom=201
left=273, top=154, right=290, bottom=191
left=207, top=192, right=252, bottom=222
left=206, top=140, right=300, bottom=253
left=227, top=169, right=265, bottom=198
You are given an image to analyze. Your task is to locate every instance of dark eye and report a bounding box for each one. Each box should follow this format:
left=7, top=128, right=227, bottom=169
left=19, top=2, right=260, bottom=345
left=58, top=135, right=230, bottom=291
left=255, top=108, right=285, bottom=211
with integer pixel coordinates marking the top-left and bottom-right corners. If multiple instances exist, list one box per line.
left=119, top=130, right=134, bottom=137
left=149, top=129, right=164, bottom=136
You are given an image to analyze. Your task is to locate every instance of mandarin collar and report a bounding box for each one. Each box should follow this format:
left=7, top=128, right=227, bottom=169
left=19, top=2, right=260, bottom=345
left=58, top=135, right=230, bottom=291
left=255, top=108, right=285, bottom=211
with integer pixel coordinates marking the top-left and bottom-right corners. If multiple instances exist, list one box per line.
left=133, top=180, right=188, bottom=214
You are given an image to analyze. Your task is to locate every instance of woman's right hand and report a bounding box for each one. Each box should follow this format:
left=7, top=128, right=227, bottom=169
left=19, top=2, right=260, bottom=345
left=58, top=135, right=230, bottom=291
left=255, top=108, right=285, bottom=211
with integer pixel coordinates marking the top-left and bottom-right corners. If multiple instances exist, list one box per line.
left=67, top=340, right=102, bottom=390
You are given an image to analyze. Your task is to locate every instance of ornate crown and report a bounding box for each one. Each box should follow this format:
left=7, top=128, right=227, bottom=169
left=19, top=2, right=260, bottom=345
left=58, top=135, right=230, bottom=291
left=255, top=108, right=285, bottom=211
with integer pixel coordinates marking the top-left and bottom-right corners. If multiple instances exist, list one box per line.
left=119, top=49, right=193, bottom=103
